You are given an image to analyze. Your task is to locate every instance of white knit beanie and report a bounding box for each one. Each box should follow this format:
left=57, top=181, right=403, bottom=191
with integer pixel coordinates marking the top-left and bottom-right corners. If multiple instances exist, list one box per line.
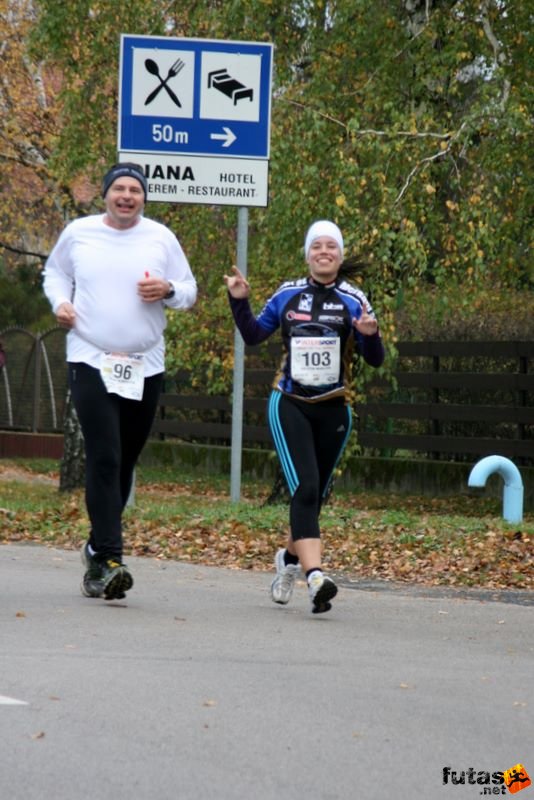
left=304, top=220, right=344, bottom=258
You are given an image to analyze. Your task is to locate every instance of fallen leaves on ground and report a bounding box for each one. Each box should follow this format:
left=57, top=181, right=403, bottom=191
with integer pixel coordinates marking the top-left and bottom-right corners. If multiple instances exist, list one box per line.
left=0, top=467, right=532, bottom=590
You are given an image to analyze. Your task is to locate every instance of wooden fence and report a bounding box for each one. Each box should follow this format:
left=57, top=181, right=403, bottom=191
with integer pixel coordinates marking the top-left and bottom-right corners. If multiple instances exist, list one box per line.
left=0, top=328, right=532, bottom=464
left=358, top=341, right=533, bottom=462
left=152, top=340, right=534, bottom=465
left=153, top=344, right=276, bottom=445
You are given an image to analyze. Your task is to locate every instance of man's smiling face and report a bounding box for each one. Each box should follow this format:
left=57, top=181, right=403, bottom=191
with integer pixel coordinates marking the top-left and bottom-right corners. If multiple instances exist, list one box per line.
left=104, top=176, right=145, bottom=229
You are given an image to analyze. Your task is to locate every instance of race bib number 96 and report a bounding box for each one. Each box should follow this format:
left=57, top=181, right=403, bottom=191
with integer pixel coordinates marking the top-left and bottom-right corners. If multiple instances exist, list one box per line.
left=100, top=352, right=145, bottom=400
left=290, top=336, right=340, bottom=386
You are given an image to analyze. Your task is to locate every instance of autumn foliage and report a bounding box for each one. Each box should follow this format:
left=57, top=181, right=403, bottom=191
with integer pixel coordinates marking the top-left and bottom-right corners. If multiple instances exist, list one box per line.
left=0, top=0, right=532, bottom=384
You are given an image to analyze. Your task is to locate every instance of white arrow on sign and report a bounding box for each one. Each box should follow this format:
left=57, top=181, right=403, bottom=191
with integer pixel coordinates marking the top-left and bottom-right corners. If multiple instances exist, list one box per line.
left=210, top=126, right=236, bottom=148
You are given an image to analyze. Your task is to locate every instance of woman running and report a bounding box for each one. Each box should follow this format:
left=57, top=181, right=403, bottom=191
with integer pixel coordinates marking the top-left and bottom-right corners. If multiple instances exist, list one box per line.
left=225, top=220, right=384, bottom=614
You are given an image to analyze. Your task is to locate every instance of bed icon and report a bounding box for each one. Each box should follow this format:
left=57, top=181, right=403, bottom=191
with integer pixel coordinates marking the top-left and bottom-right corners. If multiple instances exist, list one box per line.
left=207, top=69, right=254, bottom=105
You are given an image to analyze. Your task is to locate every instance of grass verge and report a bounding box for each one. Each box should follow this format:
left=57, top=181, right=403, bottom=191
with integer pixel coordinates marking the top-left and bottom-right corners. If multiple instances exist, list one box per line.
left=0, top=458, right=532, bottom=590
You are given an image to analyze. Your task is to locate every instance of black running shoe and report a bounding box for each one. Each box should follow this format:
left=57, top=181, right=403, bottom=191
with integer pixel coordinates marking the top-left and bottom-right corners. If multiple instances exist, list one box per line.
left=308, top=574, right=338, bottom=614
left=80, top=542, right=105, bottom=598
left=101, top=559, right=134, bottom=600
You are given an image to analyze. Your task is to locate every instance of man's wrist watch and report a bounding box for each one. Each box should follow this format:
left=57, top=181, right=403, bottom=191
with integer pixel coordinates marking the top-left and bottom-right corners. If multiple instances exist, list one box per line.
left=164, top=282, right=175, bottom=299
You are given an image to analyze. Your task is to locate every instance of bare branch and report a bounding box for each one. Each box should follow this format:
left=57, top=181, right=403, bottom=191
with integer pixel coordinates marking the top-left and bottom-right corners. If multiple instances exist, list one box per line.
left=279, top=98, right=347, bottom=131
left=394, top=121, right=468, bottom=204
left=480, top=0, right=502, bottom=67
left=359, top=20, right=428, bottom=94
left=23, top=56, right=48, bottom=111
left=395, top=151, right=446, bottom=205
left=353, top=129, right=452, bottom=140
left=278, top=99, right=453, bottom=141
left=0, top=240, right=47, bottom=262
left=480, top=0, right=511, bottom=111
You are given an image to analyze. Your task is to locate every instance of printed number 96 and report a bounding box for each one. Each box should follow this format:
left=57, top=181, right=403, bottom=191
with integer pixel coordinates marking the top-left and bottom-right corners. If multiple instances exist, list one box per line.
left=113, top=364, right=132, bottom=380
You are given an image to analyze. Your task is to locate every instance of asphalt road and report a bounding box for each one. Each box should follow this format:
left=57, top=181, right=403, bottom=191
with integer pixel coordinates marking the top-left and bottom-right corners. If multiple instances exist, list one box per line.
left=1, top=544, right=533, bottom=800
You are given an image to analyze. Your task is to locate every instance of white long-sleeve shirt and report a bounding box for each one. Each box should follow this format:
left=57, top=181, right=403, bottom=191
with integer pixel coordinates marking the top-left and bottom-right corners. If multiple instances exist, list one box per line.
left=43, top=214, right=197, bottom=375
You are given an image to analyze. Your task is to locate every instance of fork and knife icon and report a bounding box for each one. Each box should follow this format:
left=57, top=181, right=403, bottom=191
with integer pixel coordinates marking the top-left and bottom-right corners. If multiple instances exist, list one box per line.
left=144, top=58, right=184, bottom=107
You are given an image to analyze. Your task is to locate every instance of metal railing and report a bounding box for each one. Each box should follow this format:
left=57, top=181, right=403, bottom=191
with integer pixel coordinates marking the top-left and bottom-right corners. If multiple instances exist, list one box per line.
left=0, top=327, right=68, bottom=433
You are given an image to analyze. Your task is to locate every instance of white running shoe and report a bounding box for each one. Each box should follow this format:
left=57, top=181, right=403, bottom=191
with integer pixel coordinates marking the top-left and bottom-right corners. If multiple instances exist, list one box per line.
left=308, top=572, right=337, bottom=614
left=270, top=548, right=300, bottom=605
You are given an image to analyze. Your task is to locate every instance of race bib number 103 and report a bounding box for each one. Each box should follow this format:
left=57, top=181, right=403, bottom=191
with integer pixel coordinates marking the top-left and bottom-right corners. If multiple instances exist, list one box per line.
left=290, top=336, right=340, bottom=386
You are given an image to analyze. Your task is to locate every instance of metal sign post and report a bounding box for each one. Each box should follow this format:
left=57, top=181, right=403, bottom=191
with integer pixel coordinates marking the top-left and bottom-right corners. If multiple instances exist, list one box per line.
left=230, top=207, right=249, bottom=502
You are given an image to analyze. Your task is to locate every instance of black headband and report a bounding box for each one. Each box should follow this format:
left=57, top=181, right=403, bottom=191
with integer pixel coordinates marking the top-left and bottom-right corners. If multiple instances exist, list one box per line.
left=102, top=164, right=148, bottom=201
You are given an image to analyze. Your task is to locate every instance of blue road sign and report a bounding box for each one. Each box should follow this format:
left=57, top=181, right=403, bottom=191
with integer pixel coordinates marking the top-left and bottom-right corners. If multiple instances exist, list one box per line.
left=119, top=35, right=273, bottom=160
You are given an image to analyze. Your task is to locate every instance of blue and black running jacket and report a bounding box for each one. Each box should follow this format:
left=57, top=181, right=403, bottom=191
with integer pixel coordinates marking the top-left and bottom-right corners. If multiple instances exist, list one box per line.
left=228, top=276, right=385, bottom=403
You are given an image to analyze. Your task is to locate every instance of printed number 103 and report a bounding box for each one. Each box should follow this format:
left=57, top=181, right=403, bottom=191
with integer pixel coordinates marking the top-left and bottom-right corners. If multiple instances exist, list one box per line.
left=302, top=352, right=331, bottom=367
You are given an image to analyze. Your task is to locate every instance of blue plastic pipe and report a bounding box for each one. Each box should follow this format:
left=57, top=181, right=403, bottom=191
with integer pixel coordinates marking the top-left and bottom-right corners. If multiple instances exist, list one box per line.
left=468, top=455, right=524, bottom=524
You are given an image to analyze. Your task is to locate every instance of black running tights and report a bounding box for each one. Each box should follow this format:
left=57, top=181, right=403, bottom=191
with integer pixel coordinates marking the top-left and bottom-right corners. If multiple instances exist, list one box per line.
left=268, top=391, right=352, bottom=541
left=68, top=362, right=163, bottom=559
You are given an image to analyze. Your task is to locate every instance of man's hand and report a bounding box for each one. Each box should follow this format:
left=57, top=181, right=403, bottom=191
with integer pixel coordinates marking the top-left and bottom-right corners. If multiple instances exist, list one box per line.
left=56, top=302, right=76, bottom=329
left=138, top=277, right=171, bottom=303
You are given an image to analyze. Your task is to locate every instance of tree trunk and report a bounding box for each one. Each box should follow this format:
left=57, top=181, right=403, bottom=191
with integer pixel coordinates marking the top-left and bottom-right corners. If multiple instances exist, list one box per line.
left=263, top=465, right=335, bottom=506
left=263, top=464, right=290, bottom=506
left=59, top=390, right=86, bottom=492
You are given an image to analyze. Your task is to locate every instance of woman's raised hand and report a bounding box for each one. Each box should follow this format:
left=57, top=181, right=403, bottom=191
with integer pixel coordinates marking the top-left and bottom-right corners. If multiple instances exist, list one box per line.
left=353, top=304, right=378, bottom=336
left=223, top=265, right=250, bottom=299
